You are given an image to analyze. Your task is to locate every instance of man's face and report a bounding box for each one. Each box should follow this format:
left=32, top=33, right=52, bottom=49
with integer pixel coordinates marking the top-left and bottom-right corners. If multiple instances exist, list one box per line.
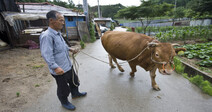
left=50, top=13, right=65, bottom=31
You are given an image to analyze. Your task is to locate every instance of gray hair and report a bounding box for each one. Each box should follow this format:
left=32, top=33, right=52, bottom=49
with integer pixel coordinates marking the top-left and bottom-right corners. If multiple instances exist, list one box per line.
left=46, top=10, right=62, bottom=20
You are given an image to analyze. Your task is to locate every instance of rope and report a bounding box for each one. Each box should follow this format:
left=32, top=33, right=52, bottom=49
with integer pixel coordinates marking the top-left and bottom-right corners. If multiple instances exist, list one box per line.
left=78, top=45, right=150, bottom=65
left=80, top=50, right=110, bottom=64
left=71, top=53, right=80, bottom=87
left=126, top=46, right=149, bottom=62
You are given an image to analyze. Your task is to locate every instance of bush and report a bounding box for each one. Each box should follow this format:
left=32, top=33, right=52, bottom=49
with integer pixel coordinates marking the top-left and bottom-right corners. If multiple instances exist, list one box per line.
left=174, top=57, right=185, bottom=74
left=80, top=40, right=85, bottom=49
left=89, top=22, right=96, bottom=42
left=174, top=57, right=212, bottom=96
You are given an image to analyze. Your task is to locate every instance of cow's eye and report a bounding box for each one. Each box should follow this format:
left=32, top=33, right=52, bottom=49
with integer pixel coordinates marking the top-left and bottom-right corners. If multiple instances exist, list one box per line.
left=155, top=53, right=159, bottom=57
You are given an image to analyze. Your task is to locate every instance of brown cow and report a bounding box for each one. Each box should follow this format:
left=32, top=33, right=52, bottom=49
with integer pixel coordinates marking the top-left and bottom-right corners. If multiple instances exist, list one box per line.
left=101, top=31, right=186, bottom=90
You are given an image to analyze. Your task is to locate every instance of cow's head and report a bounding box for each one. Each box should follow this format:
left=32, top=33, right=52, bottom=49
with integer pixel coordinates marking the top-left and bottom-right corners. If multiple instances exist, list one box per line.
left=148, top=41, right=186, bottom=75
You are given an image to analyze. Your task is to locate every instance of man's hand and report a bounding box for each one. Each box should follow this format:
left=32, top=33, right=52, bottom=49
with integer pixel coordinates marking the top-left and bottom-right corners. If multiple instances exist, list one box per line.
left=69, top=48, right=79, bottom=54
left=54, top=67, right=64, bottom=75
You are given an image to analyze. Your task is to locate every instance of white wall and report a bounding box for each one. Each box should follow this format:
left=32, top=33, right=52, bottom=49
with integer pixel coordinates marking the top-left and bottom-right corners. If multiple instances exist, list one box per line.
left=190, top=19, right=212, bottom=26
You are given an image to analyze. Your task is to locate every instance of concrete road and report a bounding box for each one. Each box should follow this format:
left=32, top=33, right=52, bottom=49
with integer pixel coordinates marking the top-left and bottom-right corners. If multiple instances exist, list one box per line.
left=22, top=39, right=212, bottom=112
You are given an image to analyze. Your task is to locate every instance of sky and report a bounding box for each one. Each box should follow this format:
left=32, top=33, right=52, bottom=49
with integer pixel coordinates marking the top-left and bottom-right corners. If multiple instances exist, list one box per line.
left=61, top=0, right=141, bottom=7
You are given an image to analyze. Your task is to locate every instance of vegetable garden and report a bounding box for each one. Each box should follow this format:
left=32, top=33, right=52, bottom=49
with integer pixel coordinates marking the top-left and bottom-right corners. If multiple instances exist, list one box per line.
left=129, top=25, right=212, bottom=42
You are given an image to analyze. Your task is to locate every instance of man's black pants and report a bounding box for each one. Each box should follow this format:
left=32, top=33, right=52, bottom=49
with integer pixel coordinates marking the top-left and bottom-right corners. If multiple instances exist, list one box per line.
left=52, top=67, right=80, bottom=104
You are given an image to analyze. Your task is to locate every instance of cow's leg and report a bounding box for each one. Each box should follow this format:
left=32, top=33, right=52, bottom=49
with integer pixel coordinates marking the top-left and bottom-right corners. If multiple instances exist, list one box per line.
left=110, top=55, right=124, bottom=72
left=150, top=68, right=160, bottom=91
left=129, top=62, right=137, bottom=77
left=108, top=54, right=116, bottom=68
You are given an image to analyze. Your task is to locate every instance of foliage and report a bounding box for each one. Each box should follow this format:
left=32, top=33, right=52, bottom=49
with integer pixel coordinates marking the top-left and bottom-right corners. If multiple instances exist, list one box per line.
left=184, top=9, right=196, bottom=19
left=173, top=57, right=212, bottom=96
left=90, top=4, right=126, bottom=18
left=182, top=42, right=212, bottom=67
left=154, top=25, right=212, bottom=42
left=189, top=75, right=212, bottom=96
left=116, top=1, right=173, bottom=33
left=18, top=0, right=76, bottom=9
left=35, top=84, right=40, bottom=87
left=110, top=22, right=115, bottom=31
left=82, top=35, right=88, bottom=42
left=152, top=0, right=191, bottom=8
left=89, top=22, right=96, bottom=42
left=32, top=64, right=44, bottom=69
left=174, top=57, right=185, bottom=74
left=115, top=6, right=138, bottom=20
left=18, top=0, right=46, bottom=2
left=187, top=0, right=212, bottom=16
left=80, top=40, right=85, bottom=49
left=16, top=92, right=20, bottom=97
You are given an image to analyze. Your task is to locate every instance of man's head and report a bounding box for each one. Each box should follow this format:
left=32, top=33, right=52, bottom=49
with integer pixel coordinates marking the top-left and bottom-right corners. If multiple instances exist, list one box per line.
left=46, top=10, right=65, bottom=31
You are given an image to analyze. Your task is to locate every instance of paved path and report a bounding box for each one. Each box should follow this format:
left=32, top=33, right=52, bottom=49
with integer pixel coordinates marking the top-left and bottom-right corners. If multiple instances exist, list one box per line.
left=22, top=29, right=212, bottom=112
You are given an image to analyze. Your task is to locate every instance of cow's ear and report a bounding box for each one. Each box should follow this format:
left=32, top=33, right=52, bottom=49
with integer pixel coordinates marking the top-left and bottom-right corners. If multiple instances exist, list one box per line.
left=175, top=48, right=186, bottom=53
left=148, top=41, right=159, bottom=47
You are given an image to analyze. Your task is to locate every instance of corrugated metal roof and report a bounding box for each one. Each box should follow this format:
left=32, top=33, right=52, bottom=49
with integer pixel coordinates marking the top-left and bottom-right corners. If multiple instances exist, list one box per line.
left=18, top=2, right=85, bottom=17
left=94, top=18, right=112, bottom=21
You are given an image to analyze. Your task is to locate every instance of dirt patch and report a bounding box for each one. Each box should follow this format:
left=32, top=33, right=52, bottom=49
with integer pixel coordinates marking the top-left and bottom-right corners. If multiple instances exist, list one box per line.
left=0, top=41, right=81, bottom=112
left=0, top=48, right=52, bottom=112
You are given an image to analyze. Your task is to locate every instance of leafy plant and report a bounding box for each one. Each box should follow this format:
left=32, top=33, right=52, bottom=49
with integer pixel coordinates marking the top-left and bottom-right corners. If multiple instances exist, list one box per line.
left=82, top=35, right=88, bottom=42
left=174, top=57, right=212, bottom=96
left=189, top=75, right=212, bottom=96
left=174, top=57, right=185, bottom=74
left=16, top=92, right=20, bottom=97
left=32, top=65, right=44, bottom=69
left=80, top=40, right=85, bottom=49
left=35, top=84, right=40, bottom=87
left=182, top=42, right=212, bottom=67
left=89, top=22, right=96, bottom=43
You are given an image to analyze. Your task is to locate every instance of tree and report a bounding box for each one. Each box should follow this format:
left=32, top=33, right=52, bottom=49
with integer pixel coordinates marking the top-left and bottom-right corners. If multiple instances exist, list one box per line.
left=175, top=7, right=185, bottom=20
left=68, top=0, right=75, bottom=8
left=116, top=0, right=173, bottom=33
left=184, top=9, right=196, bottom=20
left=90, top=4, right=125, bottom=18
left=18, top=0, right=47, bottom=2
left=187, top=0, right=212, bottom=16
left=115, top=6, right=138, bottom=19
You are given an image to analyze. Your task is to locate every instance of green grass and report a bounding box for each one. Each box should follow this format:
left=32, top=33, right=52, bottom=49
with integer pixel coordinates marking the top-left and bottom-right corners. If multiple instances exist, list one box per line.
left=35, top=84, right=40, bottom=87
left=174, top=57, right=212, bottom=96
left=16, top=92, right=20, bottom=97
left=80, top=40, right=85, bottom=49
left=32, top=65, right=44, bottom=69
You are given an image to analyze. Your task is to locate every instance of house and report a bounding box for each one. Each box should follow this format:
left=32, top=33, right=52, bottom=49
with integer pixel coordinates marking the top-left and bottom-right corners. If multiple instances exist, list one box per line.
left=0, top=0, right=20, bottom=48
left=0, top=0, right=86, bottom=48
left=93, top=18, right=113, bottom=28
left=17, top=2, right=86, bottom=40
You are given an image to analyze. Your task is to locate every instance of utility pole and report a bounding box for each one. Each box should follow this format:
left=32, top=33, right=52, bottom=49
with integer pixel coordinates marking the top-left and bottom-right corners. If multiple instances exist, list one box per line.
left=97, top=0, right=101, bottom=18
left=83, top=0, right=89, bottom=27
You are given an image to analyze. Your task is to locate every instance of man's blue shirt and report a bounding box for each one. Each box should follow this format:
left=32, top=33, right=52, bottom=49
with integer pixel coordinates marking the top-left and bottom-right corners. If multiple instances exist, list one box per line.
left=40, top=27, right=72, bottom=75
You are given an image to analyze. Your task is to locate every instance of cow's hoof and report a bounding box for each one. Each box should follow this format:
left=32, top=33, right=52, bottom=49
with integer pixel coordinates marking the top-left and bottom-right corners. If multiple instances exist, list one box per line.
left=119, top=68, right=125, bottom=72
left=110, top=65, right=116, bottom=68
left=130, top=73, right=135, bottom=77
left=153, top=85, right=160, bottom=91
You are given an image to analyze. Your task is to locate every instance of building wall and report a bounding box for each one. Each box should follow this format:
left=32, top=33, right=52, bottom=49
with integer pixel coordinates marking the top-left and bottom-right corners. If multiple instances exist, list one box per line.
left=190, top=19, right=212, bottom=26
left=65, top=16, right=84, bottom=40
left=65, top=16, right=84, bottom=27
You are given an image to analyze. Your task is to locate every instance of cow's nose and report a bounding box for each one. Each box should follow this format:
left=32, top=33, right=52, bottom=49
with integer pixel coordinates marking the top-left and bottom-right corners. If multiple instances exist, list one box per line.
left=165, top=69, right=173, bottom=75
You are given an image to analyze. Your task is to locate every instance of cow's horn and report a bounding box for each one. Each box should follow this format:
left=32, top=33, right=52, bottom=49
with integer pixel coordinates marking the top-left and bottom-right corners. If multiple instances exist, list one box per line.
left=148, top=41, right=158, bottom=47
left=172, top=43, right=180, bottom=46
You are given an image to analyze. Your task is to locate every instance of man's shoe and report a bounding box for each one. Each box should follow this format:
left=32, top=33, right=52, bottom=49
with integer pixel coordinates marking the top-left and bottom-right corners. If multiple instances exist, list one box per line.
left=72, top=92, right=87, bottom=99
left=62, top=102, right=76, bottom=110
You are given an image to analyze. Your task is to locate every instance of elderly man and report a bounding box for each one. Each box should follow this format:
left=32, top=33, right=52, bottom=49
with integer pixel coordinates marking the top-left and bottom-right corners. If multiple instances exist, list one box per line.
left=40, top=10, right=87, bottom=110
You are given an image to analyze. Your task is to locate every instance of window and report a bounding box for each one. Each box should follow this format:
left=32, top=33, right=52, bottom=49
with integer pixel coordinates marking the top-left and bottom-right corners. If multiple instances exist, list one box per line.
left=67, top=17, right=73, bottom=21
